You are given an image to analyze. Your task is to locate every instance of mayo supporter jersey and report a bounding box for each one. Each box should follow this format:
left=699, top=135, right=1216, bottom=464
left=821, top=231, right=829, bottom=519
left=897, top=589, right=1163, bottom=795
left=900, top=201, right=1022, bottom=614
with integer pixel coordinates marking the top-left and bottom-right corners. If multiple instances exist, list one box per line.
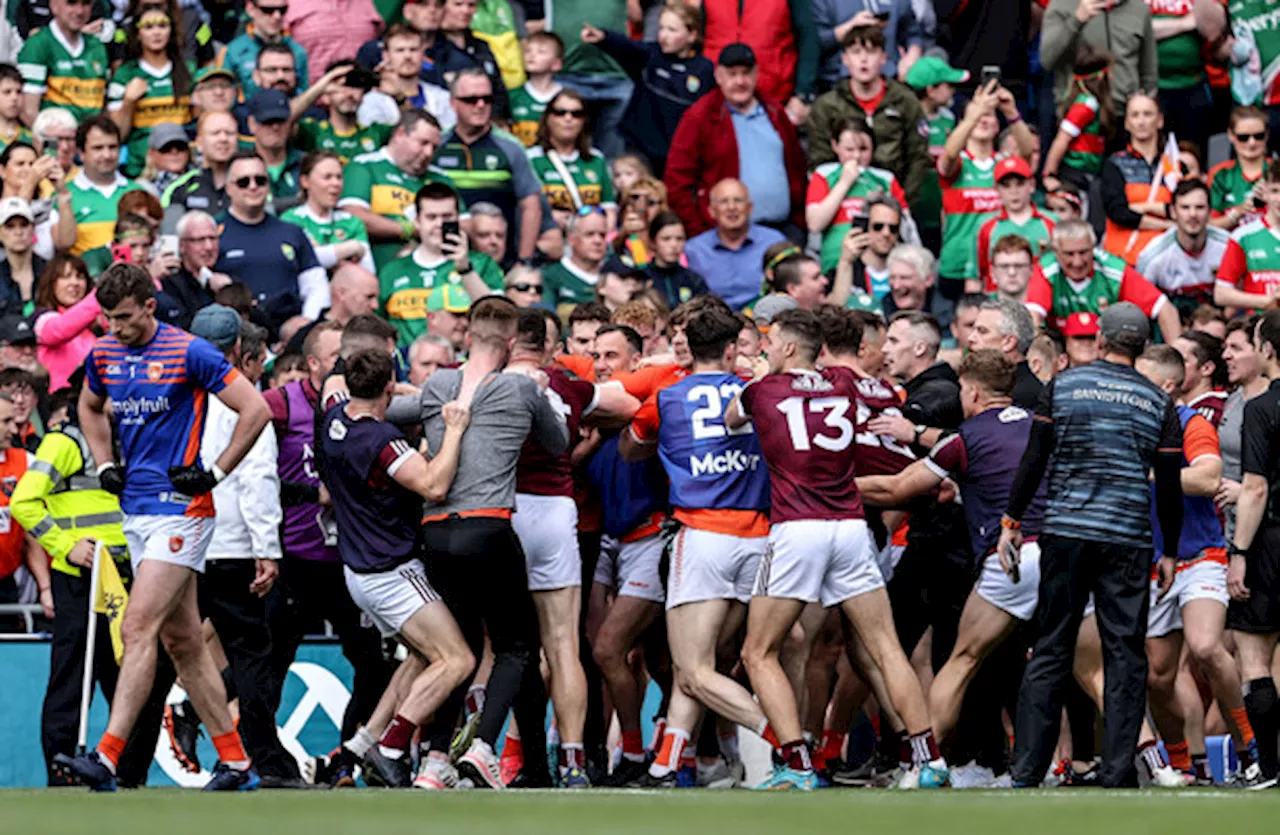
left=1230, top=0, right=1280, bottom=106
left=84, top=323, right=239, bottom=517
left=938, top=151, right=1001, bottom=280
left=17, top=25, right=108, bottom=122
left=1059, top=93, right=1105, bottom=175
left=1040, top=247, right=1165, bottom=329
left=1148, top=0, right=1203, bottom=88
left=319, top=405, right=423, bottom=573
left=642, top=372, right=770, bottom=513
left=926, top=405, right=1047, bottom=557
left=1135, top=225, right=1232, bottom=304
left=1217, top=217, right=1280, bottom=299
left=739, top=367, right=865, bottom=523
left=1149, top=405, right=1225, bottom=560
left=806, top=163, right=908, bottom=274
left=852, top=374, right=915, bottom=477
left=515, top=367, right=597, bottom=498
left=1209, top=159, right=1269, bottom=224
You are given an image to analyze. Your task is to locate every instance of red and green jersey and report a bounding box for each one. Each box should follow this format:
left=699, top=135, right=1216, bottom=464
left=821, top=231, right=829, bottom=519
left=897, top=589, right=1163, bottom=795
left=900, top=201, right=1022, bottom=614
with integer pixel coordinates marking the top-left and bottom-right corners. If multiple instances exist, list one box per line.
left=1146, top=0, right=1205, bottom=88
left=915, top=107, right=955, bottom=232
left=805, top=162, right=908, bottom=274
left=1059, top=93, right=1106, bottom=175
left=938, top=151, right=1002, bottom=281
left=1208, top=158, right=1270, bottom=224
left=1040, top=247, right=1167, bottom=329
left=976, top=207, right=1058, bottom=291
left=1230, top=0, right=1280, bottom=105
left=1216, top=217, right=1280, bottom=299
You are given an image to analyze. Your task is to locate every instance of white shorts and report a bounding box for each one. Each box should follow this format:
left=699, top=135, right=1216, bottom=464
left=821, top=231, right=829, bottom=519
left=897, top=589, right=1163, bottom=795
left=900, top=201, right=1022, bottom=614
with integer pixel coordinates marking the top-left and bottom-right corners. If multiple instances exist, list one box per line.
left=1147, top=556, right=1229, bottom=639
left=877, top=543, right=905, bottom=585
left=513, top=493, right=582, bottom=591
left=754, top=519, right=883, bottom=608
left=616, top=534, right=665, bottom=603
left=666, top=526, right=766, bottom=610
left=344, top=558, right=441, bottom=637
left=123, top=515, right=214, bottom=574
left=593, top=536, right=620, bottom=589
left=975, top=542, right=1042, bottom=622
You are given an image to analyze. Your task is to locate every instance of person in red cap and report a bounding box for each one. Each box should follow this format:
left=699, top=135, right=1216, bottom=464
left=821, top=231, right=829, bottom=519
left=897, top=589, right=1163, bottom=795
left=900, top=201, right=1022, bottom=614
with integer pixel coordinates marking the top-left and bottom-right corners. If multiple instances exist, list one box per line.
left=976, top=156, right=1058, bottom=292
left=1060, top=310, right=1100, bottom=368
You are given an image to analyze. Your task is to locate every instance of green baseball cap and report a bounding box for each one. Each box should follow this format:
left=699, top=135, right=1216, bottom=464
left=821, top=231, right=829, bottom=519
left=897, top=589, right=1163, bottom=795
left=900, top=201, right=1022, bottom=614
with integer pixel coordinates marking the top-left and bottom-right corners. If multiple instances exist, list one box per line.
left=905, top=56, right=970, bottom=90
left=426, top=284, right=471, bottom=314
left=194, top=66, right=237, bottom=87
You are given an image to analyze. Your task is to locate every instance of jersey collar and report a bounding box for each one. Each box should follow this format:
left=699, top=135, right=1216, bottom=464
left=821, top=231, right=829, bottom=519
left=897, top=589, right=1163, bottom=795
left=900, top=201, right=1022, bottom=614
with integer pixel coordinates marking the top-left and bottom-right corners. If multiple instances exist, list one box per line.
left=50, top=21, right=84, bottom=58
left=72, top=170, right=131, bottom=198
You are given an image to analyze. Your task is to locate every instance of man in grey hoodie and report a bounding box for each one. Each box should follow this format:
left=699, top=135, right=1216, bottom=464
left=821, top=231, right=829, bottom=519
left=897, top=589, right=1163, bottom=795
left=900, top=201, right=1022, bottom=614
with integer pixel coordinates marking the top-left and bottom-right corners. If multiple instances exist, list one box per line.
left=1040, top=0, right=1157, bottom=115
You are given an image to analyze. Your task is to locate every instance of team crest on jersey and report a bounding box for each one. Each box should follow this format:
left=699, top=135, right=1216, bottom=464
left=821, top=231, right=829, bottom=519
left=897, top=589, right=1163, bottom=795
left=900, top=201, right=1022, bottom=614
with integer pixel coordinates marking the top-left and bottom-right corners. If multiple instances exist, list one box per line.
left=281, top=243, right=296, bottom=261
left=146, top=361, right=164, bottom=382
left=687, top=76, right=701, bottom=94
left=334, top=228, right=347, bottom=240
left=0, top=476, right=15, bottom=497
left=362, top=137, right=376, bottom=151
left=328, top=419, right=348, bottom=441
left=169, top=536, right=184, bottom=553
left=790, top=373, right=834, bottom=393
left=585, top=170, right=597, bottom=183
left=486, top=156, right=498, bottom=171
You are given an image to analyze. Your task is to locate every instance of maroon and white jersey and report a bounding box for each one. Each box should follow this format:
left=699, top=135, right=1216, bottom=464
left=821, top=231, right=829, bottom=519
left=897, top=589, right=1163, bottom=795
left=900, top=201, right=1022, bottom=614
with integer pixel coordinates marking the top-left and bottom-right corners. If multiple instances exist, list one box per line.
left=1187, top=390, right=1227, bottom=429
left=740, top=367, right=865, bottom=524
left=852, top=373, right=916, bottom=476
left=515, top=367, right=598, bottom=497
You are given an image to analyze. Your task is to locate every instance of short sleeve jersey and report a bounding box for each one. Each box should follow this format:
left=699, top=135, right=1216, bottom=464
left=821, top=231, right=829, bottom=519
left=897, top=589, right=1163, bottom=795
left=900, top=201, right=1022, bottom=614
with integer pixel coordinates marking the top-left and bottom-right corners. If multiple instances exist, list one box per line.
left=1208, top=158, right=1269, bottom=223
left=339, top=149, right=459, bottom=270
left=1216, top=218, right=1280, bottom=300
left=1059, top=93, right=1105, bottom=175
left=526, top=146, right=617, bottom=212
left=377, top=249, right=503, bottom=346
left=281, top=204, right=370, bottom=250
left=1135, top=226, right=1233, bottom=304
left=806, top=162, right=909, bottom=274
left=1149, top=406, right=1225, bottom=560
left=938, top=151, right=1002, bottom=280
left=508, top=83, right=557, bottom=147
left=1229, top=0, right=1280, bottom=106
left=84, top=323, right=238, bottom=517
left=107, top=59, right=193, bottom=177
left=1187, top=390, right=1228, bottom=428
left=926, top=405, right=1046, bottom=557
left=852, top=374, right=915, bottom=477
left=295, top=119, right=394, bottom=165
left=18, top=25, right=109, bottom=122
left=1241, top=378, right=1280, bottom=524
left=739, top=367, right=865, bottom=523
left=515, top=367, right=597, bottom=497
left=67, top=174, right=144, bottom=256
left=318, top=405, right=423, bottom=573
left=976, top=208, right=1057, bottom=289
left=1040, top=248, right=1166, bottom=329
left=214, top=214, right=323, bottom=320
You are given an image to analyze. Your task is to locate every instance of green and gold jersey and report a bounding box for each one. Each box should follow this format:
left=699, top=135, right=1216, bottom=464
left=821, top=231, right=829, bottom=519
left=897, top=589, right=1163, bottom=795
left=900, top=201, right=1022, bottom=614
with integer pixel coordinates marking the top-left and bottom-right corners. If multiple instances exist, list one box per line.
left=281, top=203, right=370, bottom=250
left=17, top=24, right=108, bottom=122
left=526, top=146, right=615, bottom=213
left=66, top=172, right=144, bottom=256
left=107, top=59, right=193, bottom=178
left=508, top=82, right=559, bottom=147
left=0, top=124, right=33, bottom=155
left=338, top=149, right=462, bottom=270
left=378, top=248, right=503, bottom=345
left=295, top=118, right=394, bottom=165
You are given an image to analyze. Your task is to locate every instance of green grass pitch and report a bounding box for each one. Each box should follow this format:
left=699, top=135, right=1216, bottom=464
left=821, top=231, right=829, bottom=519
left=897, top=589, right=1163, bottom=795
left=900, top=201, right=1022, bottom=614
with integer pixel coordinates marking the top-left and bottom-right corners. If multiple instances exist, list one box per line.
left=5, top=788, right=1280, bottom=835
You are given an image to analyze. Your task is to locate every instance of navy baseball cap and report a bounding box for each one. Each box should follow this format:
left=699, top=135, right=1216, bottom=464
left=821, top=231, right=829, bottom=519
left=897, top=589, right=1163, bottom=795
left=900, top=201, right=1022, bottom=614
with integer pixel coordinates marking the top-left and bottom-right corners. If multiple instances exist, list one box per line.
left=249, top=89, right=290, bottom=123
left=718, top=43, right=757, bottom=69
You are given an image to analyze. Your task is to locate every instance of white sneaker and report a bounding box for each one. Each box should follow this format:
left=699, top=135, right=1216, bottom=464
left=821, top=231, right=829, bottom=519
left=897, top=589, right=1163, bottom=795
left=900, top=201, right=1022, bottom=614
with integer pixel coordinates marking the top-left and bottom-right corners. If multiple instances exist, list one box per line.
left=414, top=757, right=459, bottom=790
left=458, top=740, right=505, bottom=790
left=949, top=761, right=996, bottom=789
left=1149, top=764, right=1186, bottom=788
left=696, top=758, right=745, bottom=788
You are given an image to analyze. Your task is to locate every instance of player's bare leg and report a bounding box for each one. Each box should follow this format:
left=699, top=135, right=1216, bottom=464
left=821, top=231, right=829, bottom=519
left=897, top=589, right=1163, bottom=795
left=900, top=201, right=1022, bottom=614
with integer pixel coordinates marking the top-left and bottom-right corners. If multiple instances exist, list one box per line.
left=742, top=596, right=809, bottom=745
left=930, top=593, right=1019, bottom=746
left=780, top=603, right=829, bottom=739
left=669, top=599, right=765, bottom=731
left=593, top=595, right=661, bottom=776
left=532, top=586, right=589, bottom=777
left=1181, top=599, right=1257, bottom=776
left=1146, top=631, right=1188, bottom=771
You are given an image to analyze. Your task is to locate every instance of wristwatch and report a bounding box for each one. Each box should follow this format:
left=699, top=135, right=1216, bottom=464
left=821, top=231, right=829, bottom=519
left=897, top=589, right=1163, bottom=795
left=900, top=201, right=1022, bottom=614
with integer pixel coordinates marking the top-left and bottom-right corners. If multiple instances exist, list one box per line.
left=912, top=424, right=926, bottom=443
left=1228, top=543, right=1248, bottom=557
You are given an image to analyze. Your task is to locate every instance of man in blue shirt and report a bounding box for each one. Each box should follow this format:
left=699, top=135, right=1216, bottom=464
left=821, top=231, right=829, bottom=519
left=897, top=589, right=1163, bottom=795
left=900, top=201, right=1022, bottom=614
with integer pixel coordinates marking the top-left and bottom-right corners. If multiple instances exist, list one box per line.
left=57, top=263, right=271, bottom=792
left=215, top=150, right=328, bottom=329
left=684, top=179, right=786, bottom=311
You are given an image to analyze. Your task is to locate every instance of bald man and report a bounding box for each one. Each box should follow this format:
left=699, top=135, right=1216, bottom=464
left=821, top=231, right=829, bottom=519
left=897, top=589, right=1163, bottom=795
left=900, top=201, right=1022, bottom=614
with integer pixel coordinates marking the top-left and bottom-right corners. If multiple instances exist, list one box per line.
left=684, top=178, right=788, bottom=311
left=283, top=264, right=381, bottom=355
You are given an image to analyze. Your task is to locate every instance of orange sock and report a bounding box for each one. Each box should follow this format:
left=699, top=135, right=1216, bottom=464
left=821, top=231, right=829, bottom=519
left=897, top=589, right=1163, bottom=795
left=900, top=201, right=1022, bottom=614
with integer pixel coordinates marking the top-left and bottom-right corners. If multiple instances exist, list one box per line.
left=654, top=730, right=687, bottom=769
left=501, top=736, right=523, bottom=762
left=1230, top=707, right=1256, bottom=746
left=212, top=730, right=248, bottom=766
left=1165, top=739, right=1191, bottom=771
left=97, top=732, right=126, bottom=771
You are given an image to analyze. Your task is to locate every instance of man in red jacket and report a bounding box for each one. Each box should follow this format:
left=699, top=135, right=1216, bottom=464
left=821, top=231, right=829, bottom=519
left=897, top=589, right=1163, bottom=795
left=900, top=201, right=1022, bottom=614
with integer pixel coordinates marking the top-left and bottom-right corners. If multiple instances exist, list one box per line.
left=664, top=43, right=808, bottom=238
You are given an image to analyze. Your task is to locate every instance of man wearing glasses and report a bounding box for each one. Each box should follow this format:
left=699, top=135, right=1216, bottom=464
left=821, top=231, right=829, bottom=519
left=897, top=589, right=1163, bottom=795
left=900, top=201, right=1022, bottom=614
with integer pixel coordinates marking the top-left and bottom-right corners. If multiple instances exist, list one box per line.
left=214, top=151, right=328, bottom=329
left=219, top=0, right=310, bottom=100
left=433, top=69, right=543, bottom=263
left=828, top=194, right=904, bottom=308
left=976, top=157, right=1057, bottom=293
left=17, top=0, right=108, bottom=125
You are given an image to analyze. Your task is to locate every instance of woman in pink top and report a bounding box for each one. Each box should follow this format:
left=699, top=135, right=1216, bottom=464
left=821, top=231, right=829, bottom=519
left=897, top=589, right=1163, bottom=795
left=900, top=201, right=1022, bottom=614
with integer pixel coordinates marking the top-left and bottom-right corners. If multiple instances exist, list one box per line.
left=33, top=254, right=100, bottom=392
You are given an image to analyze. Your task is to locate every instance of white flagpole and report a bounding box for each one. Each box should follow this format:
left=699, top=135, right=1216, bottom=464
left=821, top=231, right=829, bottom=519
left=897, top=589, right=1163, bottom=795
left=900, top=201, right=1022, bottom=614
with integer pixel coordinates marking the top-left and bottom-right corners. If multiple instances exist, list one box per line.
left=76, top=541, right=107, bottom=753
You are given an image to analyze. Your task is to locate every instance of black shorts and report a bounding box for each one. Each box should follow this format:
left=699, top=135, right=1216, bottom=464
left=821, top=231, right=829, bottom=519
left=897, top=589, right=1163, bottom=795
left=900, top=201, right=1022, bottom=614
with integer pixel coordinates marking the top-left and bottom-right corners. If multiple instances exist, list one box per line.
left=1227, top=526, right=1280, bottom=634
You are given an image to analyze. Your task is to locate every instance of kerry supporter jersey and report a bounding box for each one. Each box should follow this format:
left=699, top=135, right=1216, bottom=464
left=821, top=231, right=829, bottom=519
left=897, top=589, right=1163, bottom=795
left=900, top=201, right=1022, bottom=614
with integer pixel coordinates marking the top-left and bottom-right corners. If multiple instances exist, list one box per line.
left=739, top=367, right=866, bottom=524
left=295, top=119, right=393, bottom=165
left=805, top=162, right=909, bottom=274
left=84, top=323, right=239, bottom=517
left=1230, top=0, right=1280, bottom=106
left=938, top=151, right=1001, bottom=281
left=17, top=24, right=108, bottom=122
left=526, top=146, right=616, bottom=213
left=515, top=367, right=597, bottom=498
left=106, top=59, right=193, bottom=178
left=508, top=83, right=558, bottom=147
left=1216, top=216, right=1280, bottom=299
left=338, top=149, right=461, bottom=270
left=377, top=248, right=503, bottom=346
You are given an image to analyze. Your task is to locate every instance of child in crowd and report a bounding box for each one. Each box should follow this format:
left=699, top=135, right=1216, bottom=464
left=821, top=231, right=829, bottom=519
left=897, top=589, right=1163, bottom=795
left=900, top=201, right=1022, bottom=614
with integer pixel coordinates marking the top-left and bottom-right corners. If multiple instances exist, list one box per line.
left=1042, top=45, right=1114, bottom=194
left=612, top=152, right=652, bottom=195
left=0, top=64, right=31, bottom=152
left=510, top=31, right=564, bottom=147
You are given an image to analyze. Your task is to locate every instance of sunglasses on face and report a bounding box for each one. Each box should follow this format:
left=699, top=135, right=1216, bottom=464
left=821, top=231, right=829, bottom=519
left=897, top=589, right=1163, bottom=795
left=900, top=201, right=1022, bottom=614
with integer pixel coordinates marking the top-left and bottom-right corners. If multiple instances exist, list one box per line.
left=871, top=222, right=899, bottom=234
left=65, top=0, right=93, bottom=6
left=456, top=94, right=493, bottom=105
left=508, top=282, right=543, bottom=293
left=550, top=107, right=585, bottom=119
left=233, top=175, right=269, bottom=188
left=256, top=4, right=289, bottom=15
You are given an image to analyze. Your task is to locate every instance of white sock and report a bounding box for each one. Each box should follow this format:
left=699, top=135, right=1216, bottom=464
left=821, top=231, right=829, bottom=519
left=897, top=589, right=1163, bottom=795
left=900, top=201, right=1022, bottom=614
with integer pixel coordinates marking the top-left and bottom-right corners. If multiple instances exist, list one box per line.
left=343, top=727, right=376, bottom=759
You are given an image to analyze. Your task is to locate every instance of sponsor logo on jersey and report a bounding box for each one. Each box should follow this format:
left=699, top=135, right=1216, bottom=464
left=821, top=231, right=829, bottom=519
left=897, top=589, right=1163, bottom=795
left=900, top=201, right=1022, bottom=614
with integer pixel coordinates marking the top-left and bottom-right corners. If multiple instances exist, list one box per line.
left=690, top=449, right=761, bottom=477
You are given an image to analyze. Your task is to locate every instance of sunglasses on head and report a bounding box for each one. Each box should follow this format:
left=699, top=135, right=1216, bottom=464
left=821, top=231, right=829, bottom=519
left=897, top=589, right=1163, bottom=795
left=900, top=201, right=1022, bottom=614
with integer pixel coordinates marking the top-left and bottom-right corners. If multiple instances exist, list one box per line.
left=577, top=206, right=605, bottom=217
left=871, top=222, right=899, bottom=234
left=456, top=94, right=493, bottom=105
left=550, top=107, right=585, bottom=119
left=233, top=174, right=269, bottom=188
left=509, top=282, right=543, bottom=293
left=1236, top=131, right=1268, bottom=143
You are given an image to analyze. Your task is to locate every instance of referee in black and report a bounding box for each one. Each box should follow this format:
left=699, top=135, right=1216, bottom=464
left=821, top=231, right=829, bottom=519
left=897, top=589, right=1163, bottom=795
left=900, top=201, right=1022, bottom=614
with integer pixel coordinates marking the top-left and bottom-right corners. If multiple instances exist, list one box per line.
left=1227, top=309, right=1280, bottom=787
left=997, top=302, right=1185, bottom=788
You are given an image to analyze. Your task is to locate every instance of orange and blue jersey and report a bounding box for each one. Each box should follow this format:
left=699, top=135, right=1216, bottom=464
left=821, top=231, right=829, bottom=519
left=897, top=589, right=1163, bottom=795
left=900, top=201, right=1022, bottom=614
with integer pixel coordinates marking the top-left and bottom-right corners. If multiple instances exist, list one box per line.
left=630, top=372, right=770, bottom=538
left=1149, top=405, right=1225, bottom=563
left=84, top=322, right=239, bottom=517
